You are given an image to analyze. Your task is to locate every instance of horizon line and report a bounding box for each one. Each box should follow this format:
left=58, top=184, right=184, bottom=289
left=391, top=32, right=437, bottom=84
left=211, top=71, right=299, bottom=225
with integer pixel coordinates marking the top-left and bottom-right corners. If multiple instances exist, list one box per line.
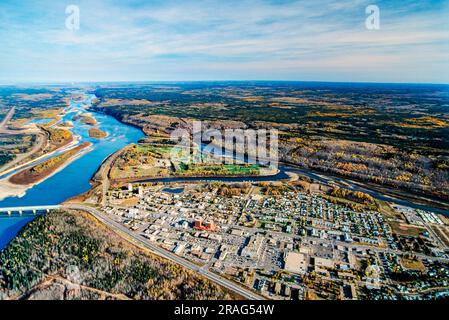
left=1, top=79, right=449, bottom=86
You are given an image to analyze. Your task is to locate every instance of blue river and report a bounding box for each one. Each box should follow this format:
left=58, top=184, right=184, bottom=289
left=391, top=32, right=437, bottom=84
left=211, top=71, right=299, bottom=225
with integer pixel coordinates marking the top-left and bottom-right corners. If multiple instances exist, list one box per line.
left=0, top=94, right=144, bottom=249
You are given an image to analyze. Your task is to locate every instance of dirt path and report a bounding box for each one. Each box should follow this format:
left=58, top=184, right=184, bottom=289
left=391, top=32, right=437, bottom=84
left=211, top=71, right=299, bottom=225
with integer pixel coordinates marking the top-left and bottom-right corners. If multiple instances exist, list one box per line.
left=15, top=274, right=132, bottom=300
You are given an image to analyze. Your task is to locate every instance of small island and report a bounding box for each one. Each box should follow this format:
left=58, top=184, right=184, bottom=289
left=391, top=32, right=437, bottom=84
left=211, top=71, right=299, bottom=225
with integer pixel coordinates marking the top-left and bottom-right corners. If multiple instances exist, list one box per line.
left=88, top=128, right=107, bottom=139
left=80, top=114, right=97, bottom=126
left=72, top=114, right=97, bottom=126
left=59, top=121, right=74, bottom=128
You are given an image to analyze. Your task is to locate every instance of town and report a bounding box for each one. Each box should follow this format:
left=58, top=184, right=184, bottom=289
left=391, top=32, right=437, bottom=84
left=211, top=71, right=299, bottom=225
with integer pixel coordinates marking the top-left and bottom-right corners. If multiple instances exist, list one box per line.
left=101, top=181, right=449, bottom=300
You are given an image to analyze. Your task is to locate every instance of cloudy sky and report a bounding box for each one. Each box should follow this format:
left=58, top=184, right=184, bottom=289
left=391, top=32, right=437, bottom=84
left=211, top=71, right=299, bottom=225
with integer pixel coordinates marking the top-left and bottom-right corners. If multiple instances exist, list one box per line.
left=0, top=0, right=448, bottom=83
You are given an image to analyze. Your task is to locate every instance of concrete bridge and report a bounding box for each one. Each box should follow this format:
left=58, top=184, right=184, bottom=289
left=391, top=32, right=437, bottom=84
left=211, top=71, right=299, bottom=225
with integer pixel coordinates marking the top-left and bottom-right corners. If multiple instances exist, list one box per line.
left=0, top=205, right=60, bottom=215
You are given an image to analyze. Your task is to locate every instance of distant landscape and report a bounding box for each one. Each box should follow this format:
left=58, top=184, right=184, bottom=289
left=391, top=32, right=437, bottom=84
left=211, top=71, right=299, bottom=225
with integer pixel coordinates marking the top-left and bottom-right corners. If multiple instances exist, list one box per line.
left=91, top=82, right=449, bottom=204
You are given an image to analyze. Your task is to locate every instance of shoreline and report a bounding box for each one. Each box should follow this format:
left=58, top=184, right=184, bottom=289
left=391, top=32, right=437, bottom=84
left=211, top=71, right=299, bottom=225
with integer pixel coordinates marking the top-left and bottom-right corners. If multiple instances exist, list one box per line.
left=0, top=136, right=81, bottom=180
left=0, top=126, right=81, bottom=179
left=279, top=160, right=449, bottom=213
left=0, top=143, right=93, bottom=202
left=0, top=114, right=83, bottom=201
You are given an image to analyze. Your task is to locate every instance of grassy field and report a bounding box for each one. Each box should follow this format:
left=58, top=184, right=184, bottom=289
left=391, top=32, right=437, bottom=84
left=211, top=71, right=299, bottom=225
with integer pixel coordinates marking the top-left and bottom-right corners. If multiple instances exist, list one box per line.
left=135, top=144, right=173, bottom=158
left=388, top=221, right=425, bottom=237
left=176, top=163, right=260, bottom=176
left=400, top=257, right=426, bottom=271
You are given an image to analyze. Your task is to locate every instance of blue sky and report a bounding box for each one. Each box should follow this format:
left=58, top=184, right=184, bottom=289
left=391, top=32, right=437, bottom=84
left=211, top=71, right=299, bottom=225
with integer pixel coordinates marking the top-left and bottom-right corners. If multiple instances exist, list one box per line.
left=0, top=0, right=448, bottom=83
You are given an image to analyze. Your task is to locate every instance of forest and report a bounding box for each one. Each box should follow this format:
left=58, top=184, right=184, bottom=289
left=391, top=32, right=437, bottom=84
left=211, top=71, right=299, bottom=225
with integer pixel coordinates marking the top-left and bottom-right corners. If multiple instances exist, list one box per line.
left=0, top=210, right=235, bottom=300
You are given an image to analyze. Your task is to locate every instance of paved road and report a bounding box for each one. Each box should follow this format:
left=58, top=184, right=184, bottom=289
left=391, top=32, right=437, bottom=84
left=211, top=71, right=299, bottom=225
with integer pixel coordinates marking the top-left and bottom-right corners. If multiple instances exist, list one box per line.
left=96, top=151, right=120, bottom=206
left=0, top=133, right=46, bottom=174
left=0, top=107, right=32, bottom=135
left=64, top=204, right=265, bottom=300
left=0, top=107, right=15, bottom=131
left=0, top=107, right=47, bottom=174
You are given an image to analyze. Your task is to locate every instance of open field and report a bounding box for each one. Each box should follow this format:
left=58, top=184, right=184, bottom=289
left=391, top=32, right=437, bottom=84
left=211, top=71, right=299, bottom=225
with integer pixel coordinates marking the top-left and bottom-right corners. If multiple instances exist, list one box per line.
left=176, top=163, right=261, bottom=176
left=400, top=256, right=426, bottom=271
left=388, top=221, right=426, bottom=237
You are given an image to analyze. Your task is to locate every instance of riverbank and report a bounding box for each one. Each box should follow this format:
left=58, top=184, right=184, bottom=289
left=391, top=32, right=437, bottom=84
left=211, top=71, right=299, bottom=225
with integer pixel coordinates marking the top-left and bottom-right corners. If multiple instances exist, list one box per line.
left=0, top=180, right=29, bottom=200
left=0, top=133, right=46, bottom=175
left=280, top=161, right=449, bottom=214
left=0, top=134, right=81, bottom=179
left=9, top=142, right=92, bottom=185
left=0, top=143, right=93, bottom=201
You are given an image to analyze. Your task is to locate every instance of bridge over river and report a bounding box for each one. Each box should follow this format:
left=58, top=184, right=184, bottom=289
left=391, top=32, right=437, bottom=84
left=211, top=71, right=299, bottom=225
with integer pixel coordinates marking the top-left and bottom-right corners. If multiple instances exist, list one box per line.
left=0, top=205, right=60, bottom=215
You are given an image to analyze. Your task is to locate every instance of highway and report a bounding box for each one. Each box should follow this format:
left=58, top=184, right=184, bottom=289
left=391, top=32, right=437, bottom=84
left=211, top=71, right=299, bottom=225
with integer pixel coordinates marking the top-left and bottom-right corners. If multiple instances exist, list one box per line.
left=64, top=204, right=265, bottom=300
left=0, top=107, right=47, bottom=174
left=0, top=107, right=32, bottom=135
left=0, top=132, right=46, bottom=174
left=0, top=107, right=15, bottom=131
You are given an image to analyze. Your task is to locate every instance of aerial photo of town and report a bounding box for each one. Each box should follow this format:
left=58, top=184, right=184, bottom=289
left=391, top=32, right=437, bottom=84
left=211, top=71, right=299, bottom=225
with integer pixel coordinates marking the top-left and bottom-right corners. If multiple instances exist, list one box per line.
left=0, top=0, right=448, bottom=307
